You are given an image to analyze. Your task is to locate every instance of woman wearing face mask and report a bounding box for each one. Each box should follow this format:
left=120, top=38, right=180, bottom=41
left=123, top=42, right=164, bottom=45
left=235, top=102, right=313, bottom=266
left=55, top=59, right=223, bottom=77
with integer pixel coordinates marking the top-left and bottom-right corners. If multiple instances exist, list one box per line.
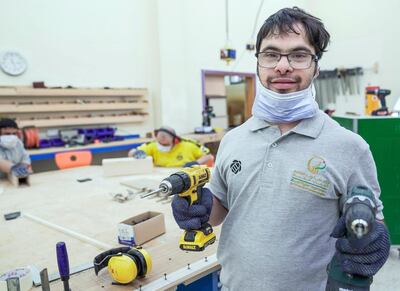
left=128, top=126, right=213, bottom=168
left=0, top=118, right=31, bottom=178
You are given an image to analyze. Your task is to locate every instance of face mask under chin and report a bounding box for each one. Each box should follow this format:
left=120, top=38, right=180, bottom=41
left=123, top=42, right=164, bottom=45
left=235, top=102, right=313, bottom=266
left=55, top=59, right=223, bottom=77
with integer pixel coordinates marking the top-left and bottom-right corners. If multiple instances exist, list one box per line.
left=0, top=135, right=19, bottom=149
left=252, top=79, right=319, bottom=123
left=157, top=142, right=173, bottom=152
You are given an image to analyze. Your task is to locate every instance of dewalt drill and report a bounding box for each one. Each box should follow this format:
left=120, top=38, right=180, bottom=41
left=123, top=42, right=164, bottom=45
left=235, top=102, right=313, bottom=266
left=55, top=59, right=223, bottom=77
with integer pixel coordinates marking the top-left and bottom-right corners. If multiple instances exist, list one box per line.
left=326, top=186, right=377, bottom=291
left=142, top=165, right=216, bottom=251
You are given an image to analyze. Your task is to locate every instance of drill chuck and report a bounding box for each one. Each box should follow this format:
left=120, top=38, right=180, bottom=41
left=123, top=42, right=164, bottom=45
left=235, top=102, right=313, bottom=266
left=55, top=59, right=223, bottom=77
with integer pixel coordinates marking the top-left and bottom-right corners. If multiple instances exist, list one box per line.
left=344, top=193, right=376, bottom=240
left=351, top=219, right=369, bottom=239
left=160, top=172, right=192, bottom=196
left=159, top=180, right=173, bottom=195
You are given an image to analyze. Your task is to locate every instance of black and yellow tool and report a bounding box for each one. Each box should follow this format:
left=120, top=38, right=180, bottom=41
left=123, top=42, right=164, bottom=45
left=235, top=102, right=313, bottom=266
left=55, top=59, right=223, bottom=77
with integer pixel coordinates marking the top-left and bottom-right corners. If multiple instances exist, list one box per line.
left=326, top=186, right=377, bottom=291
left=142, top=165, right=216, bottom=251
left=93, top=246, right=152, bottom=284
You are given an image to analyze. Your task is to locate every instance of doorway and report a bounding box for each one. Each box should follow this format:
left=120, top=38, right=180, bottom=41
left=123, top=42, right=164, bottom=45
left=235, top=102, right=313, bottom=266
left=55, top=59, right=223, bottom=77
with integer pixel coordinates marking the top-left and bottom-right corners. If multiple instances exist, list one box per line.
left=201, top=70, right=256, bottom=129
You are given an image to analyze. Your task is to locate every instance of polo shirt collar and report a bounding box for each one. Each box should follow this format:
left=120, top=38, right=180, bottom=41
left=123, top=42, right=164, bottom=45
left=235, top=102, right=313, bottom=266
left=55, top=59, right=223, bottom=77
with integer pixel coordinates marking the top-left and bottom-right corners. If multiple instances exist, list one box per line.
left=291, top=110, right=325, bottom=139
left=249, top=116, right=272, bottom=131
left=249, top=110, right=325, bottom=139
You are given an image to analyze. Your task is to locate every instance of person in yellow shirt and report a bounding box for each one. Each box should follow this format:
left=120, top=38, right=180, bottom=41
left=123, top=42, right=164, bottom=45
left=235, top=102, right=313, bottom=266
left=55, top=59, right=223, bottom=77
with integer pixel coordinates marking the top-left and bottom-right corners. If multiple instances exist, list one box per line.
left=128, top=126, right=213, bottom=167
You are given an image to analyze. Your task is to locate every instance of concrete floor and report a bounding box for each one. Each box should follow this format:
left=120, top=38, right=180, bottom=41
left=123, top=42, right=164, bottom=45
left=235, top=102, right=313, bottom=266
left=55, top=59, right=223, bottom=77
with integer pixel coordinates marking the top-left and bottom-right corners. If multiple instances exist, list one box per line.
left=371, top=247, right=400, bottom=290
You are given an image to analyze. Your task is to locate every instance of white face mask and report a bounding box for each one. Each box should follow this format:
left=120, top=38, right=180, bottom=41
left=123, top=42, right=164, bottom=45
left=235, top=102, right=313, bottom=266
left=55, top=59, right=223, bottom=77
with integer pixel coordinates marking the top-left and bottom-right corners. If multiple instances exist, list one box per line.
left=0, top=135, right=19, bottom=149
left=157, top=142, right=172, bottom=152
left=252, top=79, right=319, bottom=123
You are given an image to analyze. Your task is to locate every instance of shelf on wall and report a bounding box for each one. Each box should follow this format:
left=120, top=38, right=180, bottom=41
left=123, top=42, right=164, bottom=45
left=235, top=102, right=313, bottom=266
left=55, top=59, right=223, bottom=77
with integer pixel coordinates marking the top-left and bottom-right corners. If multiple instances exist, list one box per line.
left=0, top=101, right=148, bottom=113
left=0, top=87, right=148, bottom=97
left=0, top=87, right=150, bottom=130
left=18, top=114, right=148, bottom=128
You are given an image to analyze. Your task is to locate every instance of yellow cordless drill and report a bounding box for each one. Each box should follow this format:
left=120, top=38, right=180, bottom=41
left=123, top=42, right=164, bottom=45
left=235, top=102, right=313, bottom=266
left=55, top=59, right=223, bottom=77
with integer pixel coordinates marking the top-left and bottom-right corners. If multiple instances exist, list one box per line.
left=142, top=165, right=216, bottom=251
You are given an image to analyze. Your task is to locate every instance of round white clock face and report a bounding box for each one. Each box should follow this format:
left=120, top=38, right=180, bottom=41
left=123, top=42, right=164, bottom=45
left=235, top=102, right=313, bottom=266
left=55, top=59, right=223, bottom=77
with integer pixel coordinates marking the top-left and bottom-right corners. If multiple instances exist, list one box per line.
left=0, top=51, right=28, bottom=76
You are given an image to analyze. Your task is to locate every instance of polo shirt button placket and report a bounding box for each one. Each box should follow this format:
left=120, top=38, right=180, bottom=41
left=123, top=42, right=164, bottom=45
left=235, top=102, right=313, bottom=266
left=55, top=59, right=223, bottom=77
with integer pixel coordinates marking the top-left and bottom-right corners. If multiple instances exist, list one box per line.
left=271, top=142, right=278, bottom=148
left=267, top=162, right=272, bottom=168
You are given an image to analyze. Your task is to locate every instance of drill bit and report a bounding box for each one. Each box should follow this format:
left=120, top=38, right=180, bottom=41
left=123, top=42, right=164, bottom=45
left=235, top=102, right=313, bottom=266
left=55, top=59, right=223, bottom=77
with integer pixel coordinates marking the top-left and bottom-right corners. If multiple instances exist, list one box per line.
left=140, top=188, right=163, bottom=198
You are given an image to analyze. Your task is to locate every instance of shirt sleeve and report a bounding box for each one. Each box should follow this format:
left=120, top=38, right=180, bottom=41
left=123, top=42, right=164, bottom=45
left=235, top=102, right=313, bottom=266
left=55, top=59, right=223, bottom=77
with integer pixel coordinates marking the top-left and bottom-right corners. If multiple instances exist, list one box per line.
left=347, top=147, right=384, bottom=220
left=207, top=146, right=229, bottom=209
left=192, top=143, right=205, bottom=160
left=0, top=149, right=6, bottom=160
left=21, top=149, right=31, bottom=165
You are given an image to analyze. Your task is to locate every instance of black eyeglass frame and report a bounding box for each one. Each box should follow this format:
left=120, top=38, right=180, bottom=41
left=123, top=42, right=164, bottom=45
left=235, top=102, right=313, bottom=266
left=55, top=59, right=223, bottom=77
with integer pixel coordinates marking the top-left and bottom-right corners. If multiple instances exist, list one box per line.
left=255, top=51, right=319, bottom=69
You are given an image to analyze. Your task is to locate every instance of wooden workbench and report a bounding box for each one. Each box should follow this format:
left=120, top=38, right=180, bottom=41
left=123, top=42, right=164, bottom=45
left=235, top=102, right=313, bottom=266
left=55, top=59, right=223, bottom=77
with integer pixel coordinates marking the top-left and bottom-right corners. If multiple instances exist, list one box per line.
left=0, top=166, right=220, bottom=290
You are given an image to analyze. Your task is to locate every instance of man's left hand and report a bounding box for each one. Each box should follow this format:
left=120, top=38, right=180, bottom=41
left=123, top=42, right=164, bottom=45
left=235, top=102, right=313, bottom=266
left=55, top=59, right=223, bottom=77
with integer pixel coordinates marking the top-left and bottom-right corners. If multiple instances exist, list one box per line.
left=331, top=216, right=390, bottom=277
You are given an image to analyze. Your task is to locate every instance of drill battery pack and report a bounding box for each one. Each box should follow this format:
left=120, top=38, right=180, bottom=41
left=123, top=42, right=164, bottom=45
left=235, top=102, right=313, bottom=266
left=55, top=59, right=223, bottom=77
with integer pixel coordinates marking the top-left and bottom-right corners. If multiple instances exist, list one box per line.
left=179, top=223, right=216, bottom=251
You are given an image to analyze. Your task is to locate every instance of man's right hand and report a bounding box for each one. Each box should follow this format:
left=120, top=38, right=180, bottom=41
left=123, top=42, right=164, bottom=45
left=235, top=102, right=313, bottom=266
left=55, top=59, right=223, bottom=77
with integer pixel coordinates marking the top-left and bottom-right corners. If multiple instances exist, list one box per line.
left=10, top=163, right=30, bottom=178
left=171, top=187, right=213, bottom=230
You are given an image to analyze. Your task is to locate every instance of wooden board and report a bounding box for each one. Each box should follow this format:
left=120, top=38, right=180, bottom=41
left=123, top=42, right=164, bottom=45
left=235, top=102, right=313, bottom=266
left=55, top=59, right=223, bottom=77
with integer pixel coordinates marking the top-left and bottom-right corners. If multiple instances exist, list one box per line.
left=102, top=157, right=153, bottom=177
left=0, top=166, right=220, bottom=290
left=182, top=132, right=225, bottom=144
left=120, top=178, right=161, bottom=191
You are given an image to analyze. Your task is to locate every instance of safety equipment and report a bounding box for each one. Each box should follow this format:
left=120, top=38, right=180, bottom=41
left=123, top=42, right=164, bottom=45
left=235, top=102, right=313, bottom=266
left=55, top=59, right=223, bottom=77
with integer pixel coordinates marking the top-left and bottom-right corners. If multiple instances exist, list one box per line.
left=172, top=187, right=213, bottom=231
left=252, top=79, right=319, bottom=123
left=154, top=127, right=181, bottom=145
left=10, top=163, right=30, bottom=178
left=156, top=142, right=173, bottom=152
left=93, top=246, right=152, bottom=284
left=0, top=135, right=19, bottom=149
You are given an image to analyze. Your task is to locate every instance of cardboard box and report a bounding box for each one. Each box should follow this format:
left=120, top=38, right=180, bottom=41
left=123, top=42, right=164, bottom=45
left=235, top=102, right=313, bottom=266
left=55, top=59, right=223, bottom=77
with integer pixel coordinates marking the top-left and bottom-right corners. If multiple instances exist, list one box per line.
left=118, top=211, right=166, bottom=246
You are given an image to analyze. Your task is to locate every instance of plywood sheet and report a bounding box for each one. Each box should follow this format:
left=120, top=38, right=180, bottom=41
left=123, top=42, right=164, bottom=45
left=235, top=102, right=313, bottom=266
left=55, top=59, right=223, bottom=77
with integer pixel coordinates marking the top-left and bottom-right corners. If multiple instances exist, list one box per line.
left=0, top=166, right=220, bottom=290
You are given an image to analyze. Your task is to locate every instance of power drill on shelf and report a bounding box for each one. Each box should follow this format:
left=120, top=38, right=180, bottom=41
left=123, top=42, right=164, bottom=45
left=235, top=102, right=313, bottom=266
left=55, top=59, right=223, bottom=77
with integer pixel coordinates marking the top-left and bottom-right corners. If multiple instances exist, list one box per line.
left=326, top=186, right=377, bottom=291
left=142, top=165, right=216, bottom=251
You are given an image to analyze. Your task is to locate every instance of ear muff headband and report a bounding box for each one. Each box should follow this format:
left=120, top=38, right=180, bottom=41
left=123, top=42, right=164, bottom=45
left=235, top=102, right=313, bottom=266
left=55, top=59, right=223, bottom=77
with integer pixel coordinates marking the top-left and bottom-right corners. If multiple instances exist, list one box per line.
left=93, top=246, right=152, bottom=284
left=127, top=247, right=152, bottom=277
left=154, top=128, right=181, bottom=144
left=93, top=246, right=131, bottom=275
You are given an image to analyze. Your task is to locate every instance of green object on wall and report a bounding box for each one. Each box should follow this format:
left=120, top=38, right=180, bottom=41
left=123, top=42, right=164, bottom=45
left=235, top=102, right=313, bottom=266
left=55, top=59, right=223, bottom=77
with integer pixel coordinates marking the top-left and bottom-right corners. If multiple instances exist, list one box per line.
left=334, top=115, right=400, bottom=244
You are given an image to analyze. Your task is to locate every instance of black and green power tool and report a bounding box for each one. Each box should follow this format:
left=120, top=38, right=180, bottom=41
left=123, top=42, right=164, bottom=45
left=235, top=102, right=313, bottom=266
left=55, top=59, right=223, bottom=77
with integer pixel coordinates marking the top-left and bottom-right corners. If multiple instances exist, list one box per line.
left=326, top=186, right=377, bottom=291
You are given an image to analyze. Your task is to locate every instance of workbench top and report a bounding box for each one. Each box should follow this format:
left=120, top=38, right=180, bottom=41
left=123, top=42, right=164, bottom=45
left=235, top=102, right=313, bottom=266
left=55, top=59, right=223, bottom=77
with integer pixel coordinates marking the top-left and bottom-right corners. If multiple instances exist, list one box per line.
left=0, top=166, right=220, bottom=290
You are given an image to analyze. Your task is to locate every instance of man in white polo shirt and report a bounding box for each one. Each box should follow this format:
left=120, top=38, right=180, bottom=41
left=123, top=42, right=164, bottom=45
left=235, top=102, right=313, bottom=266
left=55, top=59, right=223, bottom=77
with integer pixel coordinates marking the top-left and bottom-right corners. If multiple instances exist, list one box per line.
left=171, top=7, right=390, bottom=291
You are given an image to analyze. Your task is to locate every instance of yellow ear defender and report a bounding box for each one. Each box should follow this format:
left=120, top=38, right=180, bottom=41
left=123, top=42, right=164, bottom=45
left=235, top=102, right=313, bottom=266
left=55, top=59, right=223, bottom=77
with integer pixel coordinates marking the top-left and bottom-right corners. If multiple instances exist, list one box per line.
left=94, top=246, right=152, bottom=284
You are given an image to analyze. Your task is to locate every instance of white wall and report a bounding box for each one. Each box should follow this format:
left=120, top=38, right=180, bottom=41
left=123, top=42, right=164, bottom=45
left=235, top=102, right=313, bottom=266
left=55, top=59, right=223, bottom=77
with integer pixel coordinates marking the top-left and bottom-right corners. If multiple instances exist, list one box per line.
left=157, top=0, right=306, bottom=133
left=1, top=0, right=400, bottom=135
left=306, top=0, right=400, bottom=110
left=0, top=0, right=160, bottom=135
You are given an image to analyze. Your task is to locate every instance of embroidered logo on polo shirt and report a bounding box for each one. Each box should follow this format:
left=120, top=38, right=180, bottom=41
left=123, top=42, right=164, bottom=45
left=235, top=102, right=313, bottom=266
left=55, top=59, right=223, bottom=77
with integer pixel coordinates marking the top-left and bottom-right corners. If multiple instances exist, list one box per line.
left=230, top=160, right=241, bottom=174
left=307, top=156, right=326, bottom=174
left=290, top=156, right=330, bottom=197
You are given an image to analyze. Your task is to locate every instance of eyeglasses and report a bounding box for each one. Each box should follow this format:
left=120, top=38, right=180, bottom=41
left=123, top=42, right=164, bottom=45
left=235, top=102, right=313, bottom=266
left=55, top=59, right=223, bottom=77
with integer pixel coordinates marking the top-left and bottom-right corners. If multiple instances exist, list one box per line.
left=255, top=51, right=318, bottom=69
